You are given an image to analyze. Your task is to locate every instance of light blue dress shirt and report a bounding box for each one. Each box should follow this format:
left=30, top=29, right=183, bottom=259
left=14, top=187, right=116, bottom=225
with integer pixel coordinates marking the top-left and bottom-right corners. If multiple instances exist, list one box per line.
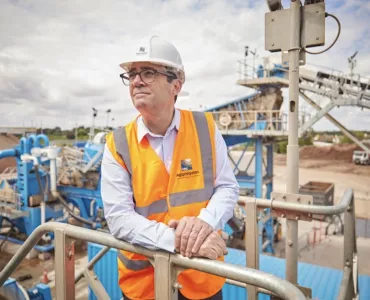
left=101, top=109, right=239, bottom=253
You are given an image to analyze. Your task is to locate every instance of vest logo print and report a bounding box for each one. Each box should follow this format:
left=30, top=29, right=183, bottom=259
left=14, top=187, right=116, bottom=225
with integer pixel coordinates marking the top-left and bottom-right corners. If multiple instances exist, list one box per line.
left=177, top=158, right=199, bottom=178
left=181, top=158, right=192, bottom=171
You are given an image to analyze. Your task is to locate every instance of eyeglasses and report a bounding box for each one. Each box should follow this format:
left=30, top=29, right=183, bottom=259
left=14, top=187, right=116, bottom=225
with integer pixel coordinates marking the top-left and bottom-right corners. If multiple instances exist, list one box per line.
left=119, top=69, right=177, bottom=86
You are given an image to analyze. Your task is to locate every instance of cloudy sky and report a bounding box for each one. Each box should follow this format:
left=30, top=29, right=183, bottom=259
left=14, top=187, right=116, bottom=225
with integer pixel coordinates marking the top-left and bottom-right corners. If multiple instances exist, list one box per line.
left=1, top=0, right=369, bottom=131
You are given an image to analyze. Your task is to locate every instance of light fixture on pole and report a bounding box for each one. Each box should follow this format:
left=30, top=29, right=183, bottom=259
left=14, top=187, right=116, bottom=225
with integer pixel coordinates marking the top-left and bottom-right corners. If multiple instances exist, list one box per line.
left=90, top=107, right=98, bottom=142
left=106, top=109, right=112, bottom=129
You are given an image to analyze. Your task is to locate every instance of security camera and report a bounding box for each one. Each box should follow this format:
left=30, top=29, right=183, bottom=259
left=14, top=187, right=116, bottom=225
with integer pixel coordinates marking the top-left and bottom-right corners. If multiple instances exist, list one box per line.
left=267, top=0, right=283, bottom=11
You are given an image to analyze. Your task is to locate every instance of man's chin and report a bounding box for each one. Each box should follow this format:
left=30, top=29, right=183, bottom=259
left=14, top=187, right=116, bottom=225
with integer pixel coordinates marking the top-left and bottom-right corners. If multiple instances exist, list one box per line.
left=134, top=99, right=150, bottom=111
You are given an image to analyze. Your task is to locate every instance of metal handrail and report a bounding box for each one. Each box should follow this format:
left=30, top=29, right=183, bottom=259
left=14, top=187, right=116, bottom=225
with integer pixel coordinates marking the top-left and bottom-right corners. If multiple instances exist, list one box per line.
left=240, top=188, right=358, bottom=300
left=238, top=188, right=352, bottom=215
left=0, top=222, right=306, bottom=300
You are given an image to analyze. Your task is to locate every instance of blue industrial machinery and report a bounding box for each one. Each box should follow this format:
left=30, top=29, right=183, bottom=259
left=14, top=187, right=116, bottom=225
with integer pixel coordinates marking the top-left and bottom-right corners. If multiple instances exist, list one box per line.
left=0, top=132, right=107, bottom=253
left=0, top=134, right=63, bottom=252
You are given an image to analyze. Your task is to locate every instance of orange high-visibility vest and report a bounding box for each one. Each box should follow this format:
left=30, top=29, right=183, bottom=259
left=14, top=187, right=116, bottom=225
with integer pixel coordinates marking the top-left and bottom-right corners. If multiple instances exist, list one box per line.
left=105, top=109, right=226, bottom=300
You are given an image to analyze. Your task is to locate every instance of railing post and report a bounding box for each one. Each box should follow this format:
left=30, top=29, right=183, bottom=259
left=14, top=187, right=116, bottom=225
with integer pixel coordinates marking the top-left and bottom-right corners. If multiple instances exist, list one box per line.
left=245, top=199, right=259, bottom=300
left=154, top=252, right=175, bottom=300
left=55, top=228, right=75, bottom=300
left=343, top=192, right=358, bottom=299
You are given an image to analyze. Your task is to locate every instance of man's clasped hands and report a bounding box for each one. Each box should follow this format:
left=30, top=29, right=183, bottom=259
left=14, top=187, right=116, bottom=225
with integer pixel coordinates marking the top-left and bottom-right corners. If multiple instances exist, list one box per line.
left=168, top=217, right=228, bottom=260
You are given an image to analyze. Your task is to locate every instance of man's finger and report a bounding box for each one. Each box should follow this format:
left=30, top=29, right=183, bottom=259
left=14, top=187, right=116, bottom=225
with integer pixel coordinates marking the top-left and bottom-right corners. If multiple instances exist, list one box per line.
left=185, top=223, right=202, bottom=257
left=175, top=219, right=187, bottom=250
left=168, top=219, right=179, bottom=229
left=213, top=243, right=224, bottom=259
left=220, top=238, right=228, bottom=255
left=191, top=226, right=212, bottom=254
left=179, top=221, right=194, bottom=256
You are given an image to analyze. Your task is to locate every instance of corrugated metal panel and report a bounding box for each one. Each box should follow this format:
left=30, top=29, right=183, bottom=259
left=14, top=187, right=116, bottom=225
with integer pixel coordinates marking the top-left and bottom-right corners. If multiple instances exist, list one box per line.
left=87, top=243, right=121, bottom=300
left=88, top=243, right=370, bottom=300
left=223, top=248, right=370, bottom=300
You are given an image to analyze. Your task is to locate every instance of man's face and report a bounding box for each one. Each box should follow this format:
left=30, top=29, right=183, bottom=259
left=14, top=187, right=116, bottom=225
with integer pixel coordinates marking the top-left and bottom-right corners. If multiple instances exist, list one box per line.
left=128, top=62, right=181, bottom=114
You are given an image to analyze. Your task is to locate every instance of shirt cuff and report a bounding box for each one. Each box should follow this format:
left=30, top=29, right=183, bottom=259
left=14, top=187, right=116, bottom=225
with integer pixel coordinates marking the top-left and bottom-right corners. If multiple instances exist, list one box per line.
left=197, top=208, right=218, bottom=230
left=158, top=228, right=176, bottom=253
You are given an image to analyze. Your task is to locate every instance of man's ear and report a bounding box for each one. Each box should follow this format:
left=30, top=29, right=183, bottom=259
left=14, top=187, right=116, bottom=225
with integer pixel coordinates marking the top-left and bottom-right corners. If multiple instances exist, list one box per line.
left=173, top=80, right=183, bottom=96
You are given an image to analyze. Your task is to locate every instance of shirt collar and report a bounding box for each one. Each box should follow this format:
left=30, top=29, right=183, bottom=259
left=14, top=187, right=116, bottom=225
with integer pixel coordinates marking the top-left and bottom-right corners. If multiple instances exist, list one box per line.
left=137, top=109, right=180, bottom=143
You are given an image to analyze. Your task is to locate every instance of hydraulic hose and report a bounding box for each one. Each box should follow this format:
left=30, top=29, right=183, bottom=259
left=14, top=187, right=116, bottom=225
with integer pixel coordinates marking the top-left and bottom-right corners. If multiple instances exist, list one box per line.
left=54, top=192, right=97, bottom=228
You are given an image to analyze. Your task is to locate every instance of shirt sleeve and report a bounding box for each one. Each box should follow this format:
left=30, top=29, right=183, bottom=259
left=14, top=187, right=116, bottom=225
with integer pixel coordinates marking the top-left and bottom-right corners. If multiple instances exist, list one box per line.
left=101, top=144, right=176, bottom=252
left=197, top=123, right=239, bottom=231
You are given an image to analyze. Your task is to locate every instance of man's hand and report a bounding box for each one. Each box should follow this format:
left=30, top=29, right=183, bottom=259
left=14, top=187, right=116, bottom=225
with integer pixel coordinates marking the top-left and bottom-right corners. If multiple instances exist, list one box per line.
left=168, top=217, right=213, bottom=257
left=192, top=231, right=228, bottom=260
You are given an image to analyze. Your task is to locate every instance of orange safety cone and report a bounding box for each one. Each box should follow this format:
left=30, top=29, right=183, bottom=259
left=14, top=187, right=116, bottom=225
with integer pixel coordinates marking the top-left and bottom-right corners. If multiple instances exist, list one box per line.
left=41, top=269, right=49, bottom=284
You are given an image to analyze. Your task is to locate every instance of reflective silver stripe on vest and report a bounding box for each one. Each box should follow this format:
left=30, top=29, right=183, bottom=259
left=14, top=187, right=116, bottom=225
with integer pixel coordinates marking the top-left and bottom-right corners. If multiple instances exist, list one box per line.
left=117, top=251, right=152, bottom=271
left=113, top=127, right=132, bottom=175
left=191, top=111, right=214, bottom=191
left=135, top=198, right=168, bottom=217
left=170, top=189, right=212, bottom=207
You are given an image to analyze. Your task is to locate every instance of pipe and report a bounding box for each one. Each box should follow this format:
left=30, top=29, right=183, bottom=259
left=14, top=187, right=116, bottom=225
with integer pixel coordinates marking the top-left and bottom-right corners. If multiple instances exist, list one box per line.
left=43, top=148, right=59, bottom=193
left=171, top=255, right=305, bottom=300
left=20, top=137, right=26, bottom=154
left=0, top=222, right=306, bottom=300
left=34, top=165, right=49, bottom=242
left=0, top=149, right=17, bottom=159
left=0, top=235, right=54, bottom=252
left=90, top=200, right=96, bottom=217
left=75, top=245, right=110, bottom=284
left=20, top=154, right=39, bottom=166
left=27, top=134, right=37, bottom=152
left=238, top=188, right=353, bottom=216
left=35, top=134, right=49, bottom=147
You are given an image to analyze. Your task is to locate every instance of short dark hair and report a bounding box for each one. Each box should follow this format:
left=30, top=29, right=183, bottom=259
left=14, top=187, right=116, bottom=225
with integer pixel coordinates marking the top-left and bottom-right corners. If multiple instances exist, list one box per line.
left=165, top=66, right=180, bottom=103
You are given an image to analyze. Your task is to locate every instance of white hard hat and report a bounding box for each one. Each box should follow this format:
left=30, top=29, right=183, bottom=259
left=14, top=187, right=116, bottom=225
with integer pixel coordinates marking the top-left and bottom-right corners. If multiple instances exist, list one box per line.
left=119, top=36, right=185, bottom=83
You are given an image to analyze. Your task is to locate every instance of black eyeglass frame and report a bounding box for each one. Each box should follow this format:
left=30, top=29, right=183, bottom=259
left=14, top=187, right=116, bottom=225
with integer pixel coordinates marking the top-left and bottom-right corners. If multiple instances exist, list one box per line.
left=119, top=69, right=177, bottom=86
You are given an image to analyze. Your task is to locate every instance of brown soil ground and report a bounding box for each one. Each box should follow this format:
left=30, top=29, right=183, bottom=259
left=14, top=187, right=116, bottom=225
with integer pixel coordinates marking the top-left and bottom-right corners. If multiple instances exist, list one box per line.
left=0, top=134, right=19, bottom=173
left=274, top=144, right=370, bottom=177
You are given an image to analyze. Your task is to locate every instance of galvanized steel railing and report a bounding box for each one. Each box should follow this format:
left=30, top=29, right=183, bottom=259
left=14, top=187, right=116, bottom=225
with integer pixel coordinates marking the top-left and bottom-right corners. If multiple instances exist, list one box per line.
left=238, top=188, right=359, bottom=300
left=0, top=222, right=306, bottom=300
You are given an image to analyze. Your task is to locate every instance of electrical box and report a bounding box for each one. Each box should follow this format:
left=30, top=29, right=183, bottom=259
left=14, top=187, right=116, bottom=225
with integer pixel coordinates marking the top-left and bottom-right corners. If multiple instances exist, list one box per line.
left=265, top=2, right=326, bottom=52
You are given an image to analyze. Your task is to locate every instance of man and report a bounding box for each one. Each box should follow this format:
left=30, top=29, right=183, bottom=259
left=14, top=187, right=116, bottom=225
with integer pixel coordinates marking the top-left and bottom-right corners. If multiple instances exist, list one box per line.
left=101, top=36, right=239, bottom=300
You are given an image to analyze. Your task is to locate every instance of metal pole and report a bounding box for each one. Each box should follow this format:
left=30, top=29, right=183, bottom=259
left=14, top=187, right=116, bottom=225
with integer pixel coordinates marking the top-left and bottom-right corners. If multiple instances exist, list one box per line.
left=343, top=194, right=357, bottom=299
left=286, top=0, right=301, bottom=285
left=154, top=253, right=172, bottom=300
left=255, top=138, right=263, bottom=198
left=245, top=200, right=259, bottom=300
left=75, top=245, right=111, bottom=283
left=55, top=228, right=75, bottom=300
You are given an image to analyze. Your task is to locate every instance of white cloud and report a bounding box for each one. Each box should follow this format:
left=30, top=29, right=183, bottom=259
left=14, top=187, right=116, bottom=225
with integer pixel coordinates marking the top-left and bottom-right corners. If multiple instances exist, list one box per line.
left=0, top=0, right=369, bottom=131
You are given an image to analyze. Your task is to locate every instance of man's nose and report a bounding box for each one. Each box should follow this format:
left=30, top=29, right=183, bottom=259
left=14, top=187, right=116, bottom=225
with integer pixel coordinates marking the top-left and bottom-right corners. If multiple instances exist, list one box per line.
left=132, top=74, right=144, bottom=86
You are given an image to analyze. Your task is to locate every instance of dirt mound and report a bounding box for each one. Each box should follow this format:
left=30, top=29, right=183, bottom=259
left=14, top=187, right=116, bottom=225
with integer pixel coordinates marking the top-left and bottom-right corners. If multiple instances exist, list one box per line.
left=0, top=134, right=19, bottom=173
left=299, top=144, right=365, bottom=162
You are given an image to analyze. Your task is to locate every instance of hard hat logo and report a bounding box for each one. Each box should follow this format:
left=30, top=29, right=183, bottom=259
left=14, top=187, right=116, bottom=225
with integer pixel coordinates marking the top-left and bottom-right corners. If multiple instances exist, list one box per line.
left=119, top=36, right=186, bottom=84
left=137, top=47, right=147, bottom=55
